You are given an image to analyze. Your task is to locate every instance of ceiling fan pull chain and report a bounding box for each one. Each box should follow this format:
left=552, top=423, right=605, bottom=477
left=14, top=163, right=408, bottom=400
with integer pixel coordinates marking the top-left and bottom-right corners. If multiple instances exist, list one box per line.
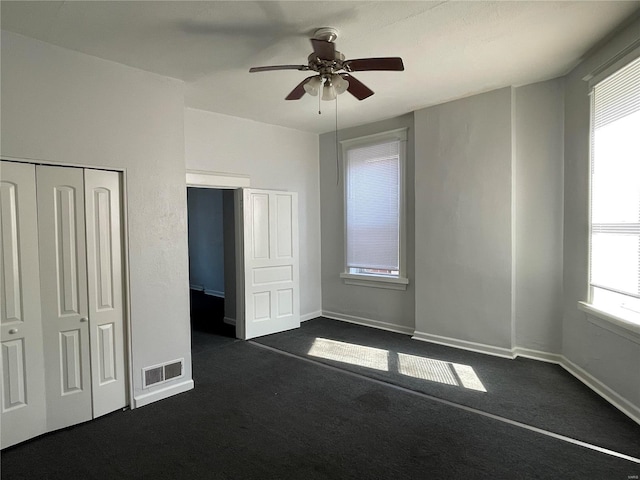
left=335, top=95, right=340, bottom=186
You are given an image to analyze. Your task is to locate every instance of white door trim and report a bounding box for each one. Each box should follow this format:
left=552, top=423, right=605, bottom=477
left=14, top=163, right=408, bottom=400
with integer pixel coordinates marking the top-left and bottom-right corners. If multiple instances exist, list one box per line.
left=186, top=170, right=250, bottom=189
left=185, top=170, right=251, bottom=339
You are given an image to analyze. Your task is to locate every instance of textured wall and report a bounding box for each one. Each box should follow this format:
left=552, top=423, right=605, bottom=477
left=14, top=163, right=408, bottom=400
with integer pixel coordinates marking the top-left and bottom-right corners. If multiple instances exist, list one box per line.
left=414, top=88, right=513, bottom=349
left=1, top=31, right=192, bottom=402
left=184, top=108, right=322, bottom=319
left=514, top=79, right=565, bottom=353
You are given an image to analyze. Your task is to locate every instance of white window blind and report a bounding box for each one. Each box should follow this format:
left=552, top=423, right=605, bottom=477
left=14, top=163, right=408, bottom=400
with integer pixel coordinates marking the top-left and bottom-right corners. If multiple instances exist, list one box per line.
left=346, top=140, right=400, bottom=274
left=590, top=55, right=640, bottom=305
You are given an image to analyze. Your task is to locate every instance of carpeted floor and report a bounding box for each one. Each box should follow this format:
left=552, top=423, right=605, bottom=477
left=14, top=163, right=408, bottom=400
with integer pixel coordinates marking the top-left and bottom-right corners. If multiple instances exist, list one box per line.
left=2, top=336, right=638, bottom=479
left=190, top=290, right=237, bottom=354
left=254, top=317, right=640, bottom=459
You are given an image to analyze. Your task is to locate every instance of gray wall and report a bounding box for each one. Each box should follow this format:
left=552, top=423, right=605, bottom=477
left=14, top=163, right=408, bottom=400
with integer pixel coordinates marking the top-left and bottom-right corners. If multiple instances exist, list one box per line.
left=223, top=190, right=237, bottom=321
left=319, top=114, right=416, bottom=333
left=514, top=79, right=565, bottom=353
left=414, top=88, right=513, bottom=349
left=562, top=17, right=640, bottom=410
left=1, top=31, right=192, bottom=404
left=185, top=108, right=322, bottom=320
left=187, top=188, right=224, bottom=296
left=320, top=83, right=566, bottom=356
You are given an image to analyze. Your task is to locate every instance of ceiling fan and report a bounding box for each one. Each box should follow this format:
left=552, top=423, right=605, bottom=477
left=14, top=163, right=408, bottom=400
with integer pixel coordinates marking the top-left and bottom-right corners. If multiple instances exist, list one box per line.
left=249, top=27, right=404, bottom=101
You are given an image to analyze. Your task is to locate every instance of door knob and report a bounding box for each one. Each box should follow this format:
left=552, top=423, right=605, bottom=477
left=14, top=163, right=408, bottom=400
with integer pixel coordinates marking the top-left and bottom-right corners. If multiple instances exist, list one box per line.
left=80, top=317, right=88, bottom=322
left=8, top=328, right=18, bottom=334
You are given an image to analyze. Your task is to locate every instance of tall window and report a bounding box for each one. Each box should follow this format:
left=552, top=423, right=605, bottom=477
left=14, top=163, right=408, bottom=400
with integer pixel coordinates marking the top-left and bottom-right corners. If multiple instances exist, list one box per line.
left=340, top=129, right=408, bottom=289
left=589, top=55, right=640, bottom=318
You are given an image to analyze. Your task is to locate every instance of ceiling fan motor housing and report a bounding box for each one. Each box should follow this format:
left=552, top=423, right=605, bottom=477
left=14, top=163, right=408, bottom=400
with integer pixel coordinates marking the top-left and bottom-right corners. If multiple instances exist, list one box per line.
left=313, top=27, right=339, bottom=43
left=308, top=51, right=345, bottom=76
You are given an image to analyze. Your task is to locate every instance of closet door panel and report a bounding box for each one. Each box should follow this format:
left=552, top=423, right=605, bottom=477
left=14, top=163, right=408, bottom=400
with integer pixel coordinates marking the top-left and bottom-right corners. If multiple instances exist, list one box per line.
left=85, top=169, right=127, bottom=417
left=36, top=165, right=92, bottom=430
left=0, top=162, right=46, bottom=448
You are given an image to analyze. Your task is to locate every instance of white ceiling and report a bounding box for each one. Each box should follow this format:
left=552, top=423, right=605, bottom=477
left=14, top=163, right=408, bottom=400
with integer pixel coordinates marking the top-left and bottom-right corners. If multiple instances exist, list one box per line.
left=2, top=1, right=639, bottom=134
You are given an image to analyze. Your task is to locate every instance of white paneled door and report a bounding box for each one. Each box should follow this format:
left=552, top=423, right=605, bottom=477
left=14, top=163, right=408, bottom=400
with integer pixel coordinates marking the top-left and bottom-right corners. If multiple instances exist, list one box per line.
left=0, top=161, right=127, bottom=448
left=37, top=165, right=93, bottom=431
left=0, top=162, right=47, bottom=448
left=84, top=169, right=127, bottom=418
left=238, top=189, right=300, bottom=340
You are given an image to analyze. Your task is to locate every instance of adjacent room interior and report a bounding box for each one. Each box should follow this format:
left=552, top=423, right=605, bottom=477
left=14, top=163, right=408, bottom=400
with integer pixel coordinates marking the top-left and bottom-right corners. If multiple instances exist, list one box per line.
left=186, top=186, right=236, bottom=345
left=1, top=1, right=639, bottom=477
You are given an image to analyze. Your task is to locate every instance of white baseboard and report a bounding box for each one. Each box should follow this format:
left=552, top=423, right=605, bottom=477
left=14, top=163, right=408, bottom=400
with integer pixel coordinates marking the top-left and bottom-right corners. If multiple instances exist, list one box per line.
left=133, top=379, right=194, bottom=408
left=301, top=310, right=322, bottom=322
left=307, top=312, right=640, bottom=426
left=204, top=289, right=224, bottom=298
left=412, top=330, right=515, bottom=359
left=322, top=310, right=414, bottom=335
left=189, top=285, right=224, bottom=298
left=223, top=316, right=236, bottom=326
left=559, top=357, right=640, bottom=425
left=512, top=347, right=563, bottom=364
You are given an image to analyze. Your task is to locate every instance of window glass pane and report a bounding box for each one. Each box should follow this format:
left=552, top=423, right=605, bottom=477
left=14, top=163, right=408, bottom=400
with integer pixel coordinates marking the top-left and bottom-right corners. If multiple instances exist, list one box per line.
left=591, top=233, right=639, bottom=295
left=346, top=141, right=400, bottom=273
left=592, top=110, right=640, bottom=224
left=590, top=55, right=640, bottom=303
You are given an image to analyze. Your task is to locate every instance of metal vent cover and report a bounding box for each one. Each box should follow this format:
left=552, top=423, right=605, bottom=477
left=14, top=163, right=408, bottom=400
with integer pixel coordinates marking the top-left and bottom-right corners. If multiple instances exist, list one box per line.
left=142, top=358, right=184, bottom=389
left=164, top=361, right=182, bottom=381
left=144, top=366, right=164, bottom=388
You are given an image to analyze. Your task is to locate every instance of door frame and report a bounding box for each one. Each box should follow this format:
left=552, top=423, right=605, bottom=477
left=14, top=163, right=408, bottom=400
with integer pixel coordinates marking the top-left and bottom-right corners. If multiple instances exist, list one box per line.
left=185, top=170, right=251, bottom=340
left=1, top=155, right=133, bottom=409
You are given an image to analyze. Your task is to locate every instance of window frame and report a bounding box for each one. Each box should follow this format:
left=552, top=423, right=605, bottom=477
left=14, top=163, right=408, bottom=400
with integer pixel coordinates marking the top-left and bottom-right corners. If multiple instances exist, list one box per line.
left=583, top=47, right=640, bottom=335
left=339, top=128, right=409, bottom=290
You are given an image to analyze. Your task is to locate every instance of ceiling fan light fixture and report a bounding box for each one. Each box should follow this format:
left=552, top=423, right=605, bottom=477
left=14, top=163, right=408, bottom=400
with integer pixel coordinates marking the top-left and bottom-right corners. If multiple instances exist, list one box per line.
left=322, top=81, right=337, bottom=101
left=303, top=76, right=323, bottom=96
left=332, top=74, right=349, bottom=95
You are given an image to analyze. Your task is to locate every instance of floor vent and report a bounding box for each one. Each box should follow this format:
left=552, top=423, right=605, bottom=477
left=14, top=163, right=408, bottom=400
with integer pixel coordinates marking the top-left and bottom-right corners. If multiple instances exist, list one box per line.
left=164, top=361, right=183, bottom=381
left=142, top=359, right=184, bottom=389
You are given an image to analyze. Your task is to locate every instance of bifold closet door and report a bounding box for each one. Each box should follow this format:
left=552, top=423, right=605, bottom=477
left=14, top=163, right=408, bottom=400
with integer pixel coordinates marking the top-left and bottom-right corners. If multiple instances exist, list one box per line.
left=84, top=169, right=127, bottom=417
left=37, top=165, right=93, bottom=431
left=0, top=162, right=47, bottom=448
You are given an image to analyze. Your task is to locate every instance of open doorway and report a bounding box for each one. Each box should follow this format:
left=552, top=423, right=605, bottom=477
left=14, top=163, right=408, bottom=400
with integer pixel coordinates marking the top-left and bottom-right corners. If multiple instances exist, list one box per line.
left=187, top=187, right=237, bottom=350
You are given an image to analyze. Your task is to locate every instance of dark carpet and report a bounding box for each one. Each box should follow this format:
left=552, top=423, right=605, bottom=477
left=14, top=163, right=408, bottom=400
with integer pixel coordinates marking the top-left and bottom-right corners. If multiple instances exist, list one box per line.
left=254, top=317, right=640, bottom=458
left=190, top=290, right=238, bottom=354
left=2, top=338, right=638, bottom=479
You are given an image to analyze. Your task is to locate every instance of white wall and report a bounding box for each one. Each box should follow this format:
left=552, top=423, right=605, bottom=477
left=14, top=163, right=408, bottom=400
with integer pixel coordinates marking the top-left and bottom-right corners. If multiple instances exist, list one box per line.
left=414, top=88, right=514, bottom=350
left=562, top=17, right=640, bottom=416
left=184, top=108, right=322, bottom=319
left=514, top=79, right=565, bottom=354
left=319, top=114, right=416, bottom=333
left=1, top=31, right=193, bottom=405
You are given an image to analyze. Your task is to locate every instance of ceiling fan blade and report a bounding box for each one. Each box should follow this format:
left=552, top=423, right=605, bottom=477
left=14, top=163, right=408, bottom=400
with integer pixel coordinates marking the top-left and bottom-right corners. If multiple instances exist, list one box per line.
left=249, top=65, right=308, bottom=73
left=343, top=57, right=405, bottom=72
left=285, top=76, right=316, bottom=100
left=340, top=74, right=374, bottom=100
left=311, top=39, right=336, bottom=60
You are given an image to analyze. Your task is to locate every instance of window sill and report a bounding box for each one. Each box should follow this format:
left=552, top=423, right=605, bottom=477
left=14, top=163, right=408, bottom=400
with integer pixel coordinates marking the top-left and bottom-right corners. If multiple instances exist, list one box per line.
left=577, top=301, right=640, bottom=343
left=340, top=273, right=409, bottom=290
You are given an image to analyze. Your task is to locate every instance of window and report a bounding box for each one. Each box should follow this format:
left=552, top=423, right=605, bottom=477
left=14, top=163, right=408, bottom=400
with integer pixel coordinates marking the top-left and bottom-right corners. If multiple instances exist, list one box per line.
left=588, top=54, right=640, bottom=323
left=340, top=128, right=408, bottom=290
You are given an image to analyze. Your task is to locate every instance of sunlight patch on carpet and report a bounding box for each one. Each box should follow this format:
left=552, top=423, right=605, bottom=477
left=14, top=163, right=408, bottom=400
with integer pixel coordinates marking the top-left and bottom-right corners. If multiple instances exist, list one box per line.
left=308, top=338, right=389, bottom=371
left=398, top=353, right=486, bottom=392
